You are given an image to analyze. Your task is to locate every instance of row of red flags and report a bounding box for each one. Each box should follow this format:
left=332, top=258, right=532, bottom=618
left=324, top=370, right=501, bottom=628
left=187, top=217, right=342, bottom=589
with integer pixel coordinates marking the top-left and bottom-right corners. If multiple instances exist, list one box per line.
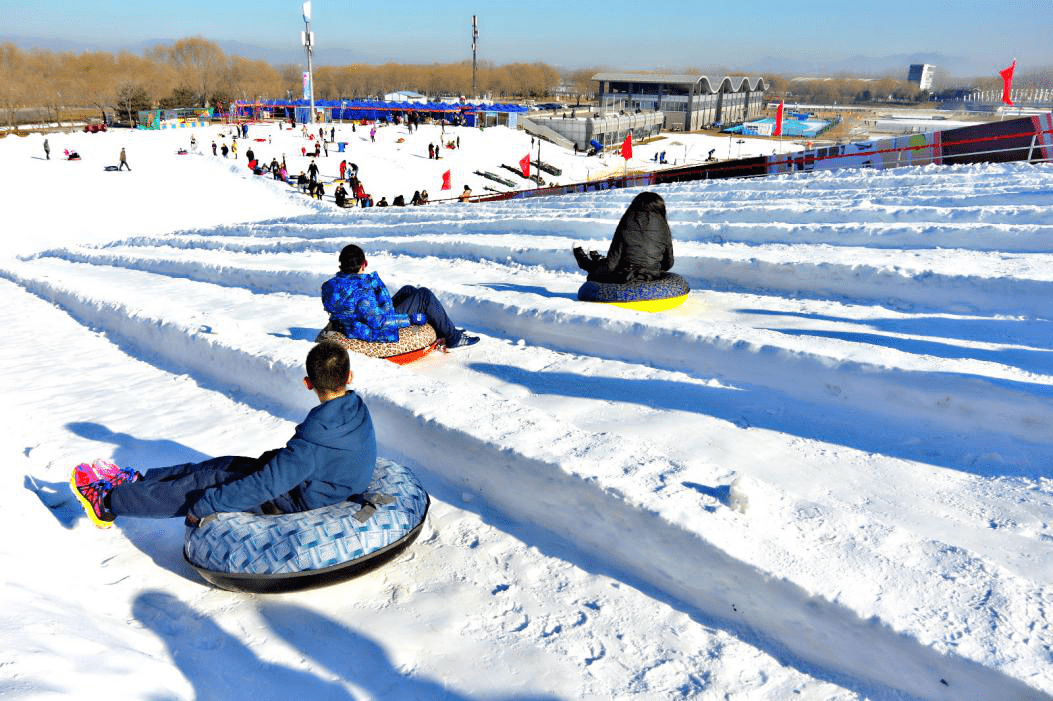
left=441, top=61, right=1021, bottom=195
left=441, top=134, right=636, bottom=193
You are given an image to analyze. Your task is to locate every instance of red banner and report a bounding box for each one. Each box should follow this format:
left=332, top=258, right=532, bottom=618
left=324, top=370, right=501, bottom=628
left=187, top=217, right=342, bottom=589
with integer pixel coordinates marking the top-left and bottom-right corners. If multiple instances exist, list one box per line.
left=441, top=169, right=451, bottom=190
left=1000, top=60, right=1016, bottom=106
left=773, top=101, right=784, bottom=137
left=519, top=154, right=530, bottom=178
left=620, top=133, right=633, bottom=160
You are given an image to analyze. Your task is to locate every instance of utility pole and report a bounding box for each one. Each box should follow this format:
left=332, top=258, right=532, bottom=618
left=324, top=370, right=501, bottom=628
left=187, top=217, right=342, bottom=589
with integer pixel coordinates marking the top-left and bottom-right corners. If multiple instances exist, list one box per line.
left=472, top=15, right=478, bottom=99
left=302, top=2, right=316, bottom=124
left=536, top=138, right=541, bottom=189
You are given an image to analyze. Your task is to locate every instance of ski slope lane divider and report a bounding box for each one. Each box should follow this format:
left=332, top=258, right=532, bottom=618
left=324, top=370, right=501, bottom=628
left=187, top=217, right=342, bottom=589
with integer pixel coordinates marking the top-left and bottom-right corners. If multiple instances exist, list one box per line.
left=40, top=224, right=1053, bottom=317
left=0, top=261, right=1046, bottom=701
left=24, top=248, right=1053, bottom=458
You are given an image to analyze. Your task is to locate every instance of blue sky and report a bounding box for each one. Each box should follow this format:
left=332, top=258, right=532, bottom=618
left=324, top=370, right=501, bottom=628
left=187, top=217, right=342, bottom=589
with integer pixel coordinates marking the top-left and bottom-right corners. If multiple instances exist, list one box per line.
left=5, top=0, right=1052, bottom=73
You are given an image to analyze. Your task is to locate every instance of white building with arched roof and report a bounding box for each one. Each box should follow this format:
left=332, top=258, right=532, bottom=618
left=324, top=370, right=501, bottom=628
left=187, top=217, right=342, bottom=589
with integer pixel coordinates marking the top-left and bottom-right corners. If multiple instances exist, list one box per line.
left=592, top=72, right=768, bottom=131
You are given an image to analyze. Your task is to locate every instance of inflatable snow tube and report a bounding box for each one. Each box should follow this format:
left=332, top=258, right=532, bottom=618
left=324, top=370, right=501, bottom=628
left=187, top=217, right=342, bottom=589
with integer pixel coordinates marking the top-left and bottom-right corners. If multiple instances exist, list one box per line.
left=184, top=458, right=430, bottom=593
left=577, top=272, right=690, bottom=312
left=317, top=323, right=438, bottom=364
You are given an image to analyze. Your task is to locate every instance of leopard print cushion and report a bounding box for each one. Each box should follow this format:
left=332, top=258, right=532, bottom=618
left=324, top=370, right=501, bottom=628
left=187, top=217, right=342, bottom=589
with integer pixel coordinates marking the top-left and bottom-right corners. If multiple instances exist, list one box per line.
left=317, top=323, right=437, bottom=358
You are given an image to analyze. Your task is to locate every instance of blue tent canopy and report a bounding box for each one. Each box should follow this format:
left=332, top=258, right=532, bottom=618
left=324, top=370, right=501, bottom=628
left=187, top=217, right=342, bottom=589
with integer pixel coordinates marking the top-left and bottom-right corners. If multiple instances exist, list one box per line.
left=230, top=98, right=527, bottom=125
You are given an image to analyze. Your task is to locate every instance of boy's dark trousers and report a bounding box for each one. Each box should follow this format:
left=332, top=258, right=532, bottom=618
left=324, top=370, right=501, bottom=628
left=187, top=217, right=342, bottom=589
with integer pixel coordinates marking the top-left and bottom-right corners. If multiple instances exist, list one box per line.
left=391, top=285, right=457, bottom=341
left=108, top=450, right=280, bottom=518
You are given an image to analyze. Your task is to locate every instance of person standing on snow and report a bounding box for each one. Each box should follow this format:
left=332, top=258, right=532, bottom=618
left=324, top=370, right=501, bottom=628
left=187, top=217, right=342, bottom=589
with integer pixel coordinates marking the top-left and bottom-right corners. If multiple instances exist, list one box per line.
left=334, top=183, right=349, bottom=208
left=308, top=159, right=319, bottom=183
left=44, top=138, right=50, bottom=160
left=118, top=147, right=131, bottom=171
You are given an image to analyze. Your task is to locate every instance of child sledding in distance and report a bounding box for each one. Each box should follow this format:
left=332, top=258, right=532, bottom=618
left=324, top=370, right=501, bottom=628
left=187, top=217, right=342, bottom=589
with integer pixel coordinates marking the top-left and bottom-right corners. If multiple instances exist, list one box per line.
left=71, top=342, right=377, bottom=529
left=320, top=244, right=479, bottom=350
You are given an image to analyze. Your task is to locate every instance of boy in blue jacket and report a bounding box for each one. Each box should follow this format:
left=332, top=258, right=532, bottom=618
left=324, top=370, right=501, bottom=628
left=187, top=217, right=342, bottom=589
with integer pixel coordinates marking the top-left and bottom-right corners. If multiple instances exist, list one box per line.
left=321, top=244, right=478, bottom=349
left=71, top=342, right=377, bottom=529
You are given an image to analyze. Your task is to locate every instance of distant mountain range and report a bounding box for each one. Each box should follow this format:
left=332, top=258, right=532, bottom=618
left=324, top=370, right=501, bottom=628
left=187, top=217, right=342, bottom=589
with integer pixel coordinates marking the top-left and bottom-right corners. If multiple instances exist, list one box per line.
left=0, top=35, right=1002, bottom=78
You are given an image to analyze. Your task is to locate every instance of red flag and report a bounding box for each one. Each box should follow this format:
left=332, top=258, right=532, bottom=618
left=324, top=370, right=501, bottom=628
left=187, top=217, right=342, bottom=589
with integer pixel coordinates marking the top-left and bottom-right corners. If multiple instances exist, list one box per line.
left=1000, top=60, right=1016, bottom=106
left=519, top=154, right=530, bottom=178
left=773, top=101, right=784, bottom=137
left=620, top=132, right=633, bottom=160
left=441, top=169, right=451, bottom=191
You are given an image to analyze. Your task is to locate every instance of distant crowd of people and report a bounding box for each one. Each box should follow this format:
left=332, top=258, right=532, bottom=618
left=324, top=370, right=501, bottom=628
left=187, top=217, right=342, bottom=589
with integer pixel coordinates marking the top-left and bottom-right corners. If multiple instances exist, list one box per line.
left=194, top=119, right=481, bottom=209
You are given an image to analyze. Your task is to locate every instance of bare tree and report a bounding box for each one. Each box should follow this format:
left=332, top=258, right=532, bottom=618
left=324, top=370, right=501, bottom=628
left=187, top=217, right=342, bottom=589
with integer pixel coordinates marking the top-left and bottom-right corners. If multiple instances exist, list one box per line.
left=0, top=43, right=26, bottom=128
left=69, top=51, right=120, bottom=122
left=153, top=37, right=226, bottom=107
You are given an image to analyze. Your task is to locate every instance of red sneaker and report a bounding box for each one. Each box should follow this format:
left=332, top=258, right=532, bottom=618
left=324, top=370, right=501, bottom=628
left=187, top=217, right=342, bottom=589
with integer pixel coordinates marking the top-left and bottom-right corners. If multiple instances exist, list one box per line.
left=69, top=472, right=116, bottom=528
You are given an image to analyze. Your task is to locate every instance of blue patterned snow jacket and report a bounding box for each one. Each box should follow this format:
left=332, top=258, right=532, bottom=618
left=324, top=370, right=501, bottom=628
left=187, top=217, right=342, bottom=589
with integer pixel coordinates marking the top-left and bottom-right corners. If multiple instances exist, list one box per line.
left=321, top=271, right=411, bottom=343
left=189, top=391, right=377, bottom=519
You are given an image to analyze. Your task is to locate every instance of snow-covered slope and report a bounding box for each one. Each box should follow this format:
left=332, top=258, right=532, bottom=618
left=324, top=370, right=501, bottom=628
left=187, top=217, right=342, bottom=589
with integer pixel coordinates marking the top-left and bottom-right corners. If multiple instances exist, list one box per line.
left=2, top=123, right=1051, bottom=700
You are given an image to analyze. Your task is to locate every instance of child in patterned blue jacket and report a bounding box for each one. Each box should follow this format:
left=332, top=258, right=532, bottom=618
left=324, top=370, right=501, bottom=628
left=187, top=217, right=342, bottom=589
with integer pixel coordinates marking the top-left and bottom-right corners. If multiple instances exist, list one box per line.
left=321, top=244, right=479, bottom=349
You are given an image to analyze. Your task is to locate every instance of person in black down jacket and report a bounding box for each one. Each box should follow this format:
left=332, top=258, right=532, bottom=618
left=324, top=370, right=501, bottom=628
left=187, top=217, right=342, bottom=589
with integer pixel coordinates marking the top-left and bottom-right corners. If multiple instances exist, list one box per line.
left=574, top=191, right=674, bottom=283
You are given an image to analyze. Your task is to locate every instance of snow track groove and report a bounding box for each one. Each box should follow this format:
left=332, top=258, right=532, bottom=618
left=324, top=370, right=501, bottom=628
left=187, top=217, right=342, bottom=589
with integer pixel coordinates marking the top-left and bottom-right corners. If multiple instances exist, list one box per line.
left=6, top=158, right=1053, bottom=699
left=41, top=235, right=1053, bottom=316
left=23, top=248, right=1053, bottom=470
left=2, top=258, right=1048, bottom=701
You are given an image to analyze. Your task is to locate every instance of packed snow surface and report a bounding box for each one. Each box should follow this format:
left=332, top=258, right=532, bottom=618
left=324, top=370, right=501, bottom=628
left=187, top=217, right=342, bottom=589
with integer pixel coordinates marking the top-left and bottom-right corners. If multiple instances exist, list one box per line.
left=2, top=121, right=1052, bottom=701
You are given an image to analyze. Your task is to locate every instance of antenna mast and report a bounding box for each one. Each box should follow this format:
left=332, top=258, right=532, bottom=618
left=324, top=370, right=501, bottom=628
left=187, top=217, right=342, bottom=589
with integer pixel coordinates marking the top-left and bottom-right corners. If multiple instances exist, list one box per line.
left=302, top=2, right=316, bottom=124
left=472, top=15, right=478, bottom=98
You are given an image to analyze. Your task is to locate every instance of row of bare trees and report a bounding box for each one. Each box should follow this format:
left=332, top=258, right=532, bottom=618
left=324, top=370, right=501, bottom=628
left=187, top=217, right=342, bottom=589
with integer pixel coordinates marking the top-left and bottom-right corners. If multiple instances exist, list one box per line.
left=0, top=37, right=585, bottom=128
left=0, top=38, right=286, bottom=127
left=311, top=61, right=562, bottom=101
left=4, top=36, right=1051, bottom=128
left=766, top=68, right=1053, bottom=106
left=767, top=76, right=930, bottom=105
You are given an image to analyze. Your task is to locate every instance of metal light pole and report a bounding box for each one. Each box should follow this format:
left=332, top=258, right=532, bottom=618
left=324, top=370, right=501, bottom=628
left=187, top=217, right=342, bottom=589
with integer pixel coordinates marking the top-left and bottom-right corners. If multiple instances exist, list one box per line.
left=302, top=2, right=316, bottom=124
left=536, top=138, right=541, bottom=189
left=472, top=16, right=478, bottom=99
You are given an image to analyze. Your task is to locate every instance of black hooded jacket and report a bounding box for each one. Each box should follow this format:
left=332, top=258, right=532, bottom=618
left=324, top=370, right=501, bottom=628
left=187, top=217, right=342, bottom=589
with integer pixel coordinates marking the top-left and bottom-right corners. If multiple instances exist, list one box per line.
left=584, top=208, right=674, bottom=283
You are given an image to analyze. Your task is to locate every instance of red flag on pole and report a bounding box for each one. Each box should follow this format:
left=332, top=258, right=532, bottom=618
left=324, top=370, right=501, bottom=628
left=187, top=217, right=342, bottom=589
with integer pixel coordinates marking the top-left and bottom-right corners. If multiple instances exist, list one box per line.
left=1000, top=60, right=1016, bottom=106
left=519, top=154, right=530, bottom=178
left=441, top=169, right=451, bottom=191
left=773, top=101, right=784, bottom=137
left=620, top=132, right=633, bottom=160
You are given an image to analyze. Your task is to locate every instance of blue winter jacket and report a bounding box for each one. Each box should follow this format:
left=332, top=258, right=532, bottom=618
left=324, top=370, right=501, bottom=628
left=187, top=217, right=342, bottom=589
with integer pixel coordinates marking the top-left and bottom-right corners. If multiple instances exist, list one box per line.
left=322, top=271, right=411, bottom=343
left=189, top=392, right=377, bottom=519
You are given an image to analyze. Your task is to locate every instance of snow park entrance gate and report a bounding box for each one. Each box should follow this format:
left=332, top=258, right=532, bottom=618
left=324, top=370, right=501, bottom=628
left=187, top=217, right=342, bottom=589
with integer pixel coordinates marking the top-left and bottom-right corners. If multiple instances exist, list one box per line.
left=475, top=112, right=1053, bottom=203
